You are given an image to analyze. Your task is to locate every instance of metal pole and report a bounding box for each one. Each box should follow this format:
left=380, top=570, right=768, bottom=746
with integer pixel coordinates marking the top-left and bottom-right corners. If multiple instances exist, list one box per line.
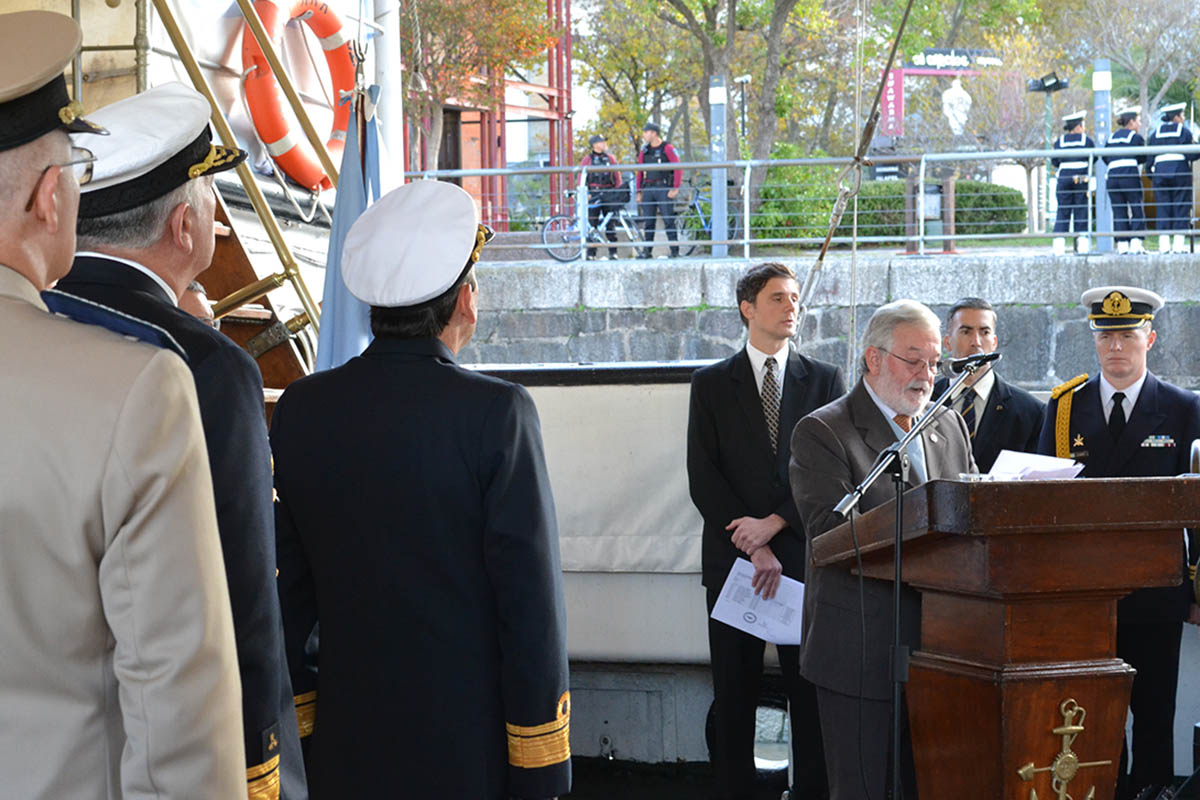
left=918, top=155, right=927, bottom=255
left=373, top=0, right=403, bottom=190
left=1093, top=59, right=1113, bottom=253
left=743, top=162, right=752, bottom=259
left=150, top=0, right=321, bottom=333
left=1045, top=93, right=1053, bottom=234
left=710, top=76, right=728, bottom=258
left=134, top=0, right=149, bottom=93
left=71, top=0, right=83, bottom=101
left=235, top=0, right=340, bottom=187
left=578, top=168, right=589, bottom=261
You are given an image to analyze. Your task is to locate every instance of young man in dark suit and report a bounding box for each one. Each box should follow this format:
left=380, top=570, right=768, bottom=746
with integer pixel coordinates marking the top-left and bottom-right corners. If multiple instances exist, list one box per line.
left=687, top=262, right=845, bottom=800
left=1039, top=285, right=1200, bottom=800
left=931, top=297, right=1045, bottom=472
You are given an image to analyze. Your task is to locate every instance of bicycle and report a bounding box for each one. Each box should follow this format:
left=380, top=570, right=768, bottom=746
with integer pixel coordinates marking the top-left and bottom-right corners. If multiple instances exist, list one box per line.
left=541, top=189, right=640, bottom=262
left=674, top=179, right=743, bottom=256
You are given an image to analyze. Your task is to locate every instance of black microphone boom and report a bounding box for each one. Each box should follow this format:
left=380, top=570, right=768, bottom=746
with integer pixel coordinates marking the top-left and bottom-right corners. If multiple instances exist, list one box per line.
left=949, top=351, right=1002, bottom=373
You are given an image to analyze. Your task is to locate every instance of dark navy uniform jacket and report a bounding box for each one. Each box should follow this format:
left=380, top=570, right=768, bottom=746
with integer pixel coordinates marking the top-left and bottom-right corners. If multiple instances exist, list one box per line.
left=55, top=255, right=306, bottom=800
left=933, top=373, right=1044, bottom=473
left=1038, top=371, right=1200, bottom=622
left=1103, top=128, right=1146, bottom=176
left=1147, top=122, right=1198, bottom=176
left=270, top=336, right=571, bottom=800
left=1052, top=132, right=1096, bottom=178
left=688, top=349, right=844, bottom=589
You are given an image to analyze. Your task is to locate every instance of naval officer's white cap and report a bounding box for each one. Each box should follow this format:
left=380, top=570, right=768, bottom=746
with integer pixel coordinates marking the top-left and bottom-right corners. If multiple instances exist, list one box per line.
left=1117, top=105, right=1141, bottom=116
left=77, top=82, right=247, bottom=219
left=1160, top=102, right=1186, bottom=118
left=0, top=10, right=105, bottom=152
left=1081, top=285, right=1164, bottom=331
left=1062, top=110, right=1086, bottom=123
left=342, top=180, right=493, bottom=307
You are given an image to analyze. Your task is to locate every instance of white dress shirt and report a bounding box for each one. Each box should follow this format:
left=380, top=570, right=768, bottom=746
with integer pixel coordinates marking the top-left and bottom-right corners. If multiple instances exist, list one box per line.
left=75, top=251, right=179, bottom=306
left=1099, top=370, right=1147, bottom=422
left=746, top=341, right=788, bottom=401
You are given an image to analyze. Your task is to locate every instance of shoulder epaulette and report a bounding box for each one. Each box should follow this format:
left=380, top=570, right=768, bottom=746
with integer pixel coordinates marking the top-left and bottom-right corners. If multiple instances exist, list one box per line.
left=1050, top=373, right=1089, bottom=400
left=41, top=289, right=188, bottom=361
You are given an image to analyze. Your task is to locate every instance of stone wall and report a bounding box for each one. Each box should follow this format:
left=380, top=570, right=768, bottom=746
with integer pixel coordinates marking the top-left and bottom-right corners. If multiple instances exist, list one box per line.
left=459, top=252, right=1200, bottom=391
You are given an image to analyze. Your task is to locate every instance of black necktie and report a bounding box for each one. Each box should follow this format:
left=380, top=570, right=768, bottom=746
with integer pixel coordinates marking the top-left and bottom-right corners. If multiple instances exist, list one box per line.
left=959, top=387, right=978, bottom=438
left=1109, top=392, right=1127, bottom=441
left=762, top=358, right=780, bottom=454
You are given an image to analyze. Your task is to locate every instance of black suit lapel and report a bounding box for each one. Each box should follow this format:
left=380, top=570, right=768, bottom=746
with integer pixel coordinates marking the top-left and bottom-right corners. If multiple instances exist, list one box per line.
left=776, top=351, right=810, bottom=469
left=1111, top=373, right=1167, bottom=469
left=731, top=350, right=774, bottom=462
left=973, top=375, right=1009, bottom=443
left=1074, top=378, right=1113, bottom=470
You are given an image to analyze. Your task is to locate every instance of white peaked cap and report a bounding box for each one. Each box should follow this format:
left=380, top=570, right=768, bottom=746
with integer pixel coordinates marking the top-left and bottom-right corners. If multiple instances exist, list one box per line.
left=342, top=180, right=482, bottom=307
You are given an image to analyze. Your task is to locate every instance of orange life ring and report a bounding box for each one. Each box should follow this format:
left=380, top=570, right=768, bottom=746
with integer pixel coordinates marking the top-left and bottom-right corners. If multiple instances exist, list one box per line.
left=241, top=0, right=354, bottom=191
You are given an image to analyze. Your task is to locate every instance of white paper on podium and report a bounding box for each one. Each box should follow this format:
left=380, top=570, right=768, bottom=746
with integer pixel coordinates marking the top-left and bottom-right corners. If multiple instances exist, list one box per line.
left=988, top=449, right=1084, bottom=481
left=710, top=558, right=804, bottom=645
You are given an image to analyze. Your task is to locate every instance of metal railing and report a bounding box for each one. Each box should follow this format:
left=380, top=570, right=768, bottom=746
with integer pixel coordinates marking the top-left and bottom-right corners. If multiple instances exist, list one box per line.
left=403, top=143, right=1200, bottom=260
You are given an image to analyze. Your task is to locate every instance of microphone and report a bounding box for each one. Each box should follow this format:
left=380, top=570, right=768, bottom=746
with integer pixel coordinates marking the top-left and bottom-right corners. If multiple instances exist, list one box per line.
left=949, top=352, right=1001, bottom=373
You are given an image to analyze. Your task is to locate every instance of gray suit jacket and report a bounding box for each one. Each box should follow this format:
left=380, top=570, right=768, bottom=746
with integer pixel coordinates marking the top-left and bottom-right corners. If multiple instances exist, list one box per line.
left=0, top=265, right=245, bottom=799
left=789, top=379, right=976, bottom=699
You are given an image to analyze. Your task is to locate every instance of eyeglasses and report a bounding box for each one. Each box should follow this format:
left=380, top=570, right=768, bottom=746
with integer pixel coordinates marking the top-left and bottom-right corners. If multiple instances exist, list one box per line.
left=880, top=348, right=943, bottom=375
left=24, top=146, right=96, bottom=213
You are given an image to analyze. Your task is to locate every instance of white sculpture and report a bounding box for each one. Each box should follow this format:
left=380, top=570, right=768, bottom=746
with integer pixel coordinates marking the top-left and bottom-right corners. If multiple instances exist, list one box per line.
left=942, top=77, right=972, bottom=135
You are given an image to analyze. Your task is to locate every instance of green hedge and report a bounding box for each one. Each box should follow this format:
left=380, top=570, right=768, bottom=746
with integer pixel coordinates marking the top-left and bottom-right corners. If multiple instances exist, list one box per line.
left=754, top=170, right=1026, bottom=241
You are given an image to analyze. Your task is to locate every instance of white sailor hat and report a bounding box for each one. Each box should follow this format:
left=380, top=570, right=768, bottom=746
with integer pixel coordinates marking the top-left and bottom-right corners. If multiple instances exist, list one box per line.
left=1062, top=110, right=1087, bottom=124
left=1160, top=102, right=1186, bottom=118
left=1116, top=105, right=1141, bottom=116
left=342, top=181, right=494, bottom=307
left=1081, top=285, right=1163, bottom=330
left=0, top=10, right=105, bottom=152
left=77, top=82, right=247, bottom=219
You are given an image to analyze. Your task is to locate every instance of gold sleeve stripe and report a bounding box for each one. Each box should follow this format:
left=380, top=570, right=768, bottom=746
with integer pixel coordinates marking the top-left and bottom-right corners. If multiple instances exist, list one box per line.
left=294, top=692, right=317, bottom=739
left=506, top=692, right=571, bottom=770
left=246, top=755, right=280, bottom=800
left=247, top=754, right=280, bottom=781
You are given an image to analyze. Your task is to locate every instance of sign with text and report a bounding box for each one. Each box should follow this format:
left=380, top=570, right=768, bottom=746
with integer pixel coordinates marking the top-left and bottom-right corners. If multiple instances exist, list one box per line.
left=907, top=48, right=1003, bottom=70
left=880, top=69, right=905, bottom=136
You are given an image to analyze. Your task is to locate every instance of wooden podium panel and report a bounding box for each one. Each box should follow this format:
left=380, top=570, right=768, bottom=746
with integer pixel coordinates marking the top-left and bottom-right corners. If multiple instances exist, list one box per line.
left=813, top=478, right=1200, bottom=800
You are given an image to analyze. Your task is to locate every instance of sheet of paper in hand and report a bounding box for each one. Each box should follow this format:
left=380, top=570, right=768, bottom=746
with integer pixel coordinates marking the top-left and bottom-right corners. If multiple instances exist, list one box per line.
left=710, top=557, right=804, bottom=645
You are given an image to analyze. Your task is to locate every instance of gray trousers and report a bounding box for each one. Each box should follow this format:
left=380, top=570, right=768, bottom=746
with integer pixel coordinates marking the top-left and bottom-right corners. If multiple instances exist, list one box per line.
left=815, top=686, right=917, bottom=800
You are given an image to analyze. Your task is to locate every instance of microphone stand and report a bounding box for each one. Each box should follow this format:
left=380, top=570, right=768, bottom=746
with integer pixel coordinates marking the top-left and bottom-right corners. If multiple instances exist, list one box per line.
left=832, top=353, right=997, bottom=800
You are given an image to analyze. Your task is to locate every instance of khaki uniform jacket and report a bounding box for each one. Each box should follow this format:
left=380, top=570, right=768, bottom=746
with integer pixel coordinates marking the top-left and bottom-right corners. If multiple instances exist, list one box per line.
left=0, top=265, right=245, bottom=799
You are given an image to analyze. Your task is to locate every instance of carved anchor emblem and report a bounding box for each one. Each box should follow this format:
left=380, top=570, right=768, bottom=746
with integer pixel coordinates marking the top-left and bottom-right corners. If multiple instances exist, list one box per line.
left=1016, top=699, right=1112, bottom=800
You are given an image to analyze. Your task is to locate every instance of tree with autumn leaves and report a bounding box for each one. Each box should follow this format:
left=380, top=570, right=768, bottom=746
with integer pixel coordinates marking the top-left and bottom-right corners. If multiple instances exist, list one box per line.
left=399, top=0, right=557, bottom=171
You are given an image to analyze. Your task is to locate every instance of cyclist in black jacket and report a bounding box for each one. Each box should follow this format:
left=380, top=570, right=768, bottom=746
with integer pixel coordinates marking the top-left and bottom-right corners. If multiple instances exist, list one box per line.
left=636, top=122, right=682, bottom=258
left=580, top=134, right=625, bottom=260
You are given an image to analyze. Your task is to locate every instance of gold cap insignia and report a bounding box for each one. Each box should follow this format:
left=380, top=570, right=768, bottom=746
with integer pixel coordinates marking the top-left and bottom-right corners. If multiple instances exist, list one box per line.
left=1073, top=434, right=1084, bottom=448
left=470, top=223, right=495, bottom=264
left=188, top=144, right=240, bottom=180
left=58, top=101, right=84, bottom=125
left=1101, top=291, right=1132, bottom=316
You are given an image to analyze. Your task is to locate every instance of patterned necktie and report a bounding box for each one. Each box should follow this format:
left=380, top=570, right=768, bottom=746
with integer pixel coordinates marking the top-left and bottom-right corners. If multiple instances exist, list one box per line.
left=959, top=387, right=978, bottom=438
left=893, top=414, right=912, bottom=433
left=762, top=357, right=780, bottom=454
left=1109, top=392, right=1126, bottom=441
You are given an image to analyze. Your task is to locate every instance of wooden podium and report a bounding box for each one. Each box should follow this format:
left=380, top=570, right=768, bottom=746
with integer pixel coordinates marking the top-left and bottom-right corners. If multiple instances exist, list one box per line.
left=812, top=478, right=1200, bottom=800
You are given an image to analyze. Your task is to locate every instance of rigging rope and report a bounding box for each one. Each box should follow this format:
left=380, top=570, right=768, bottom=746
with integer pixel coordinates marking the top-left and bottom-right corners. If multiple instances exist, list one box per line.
left=796, top=0, right=918, bottom=371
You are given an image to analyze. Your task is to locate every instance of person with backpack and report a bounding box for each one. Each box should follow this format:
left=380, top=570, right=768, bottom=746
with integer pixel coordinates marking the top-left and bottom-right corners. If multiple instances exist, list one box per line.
left=580, top=134, right=624, bottom=260
left=636, top=122, right=682, bottom=259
